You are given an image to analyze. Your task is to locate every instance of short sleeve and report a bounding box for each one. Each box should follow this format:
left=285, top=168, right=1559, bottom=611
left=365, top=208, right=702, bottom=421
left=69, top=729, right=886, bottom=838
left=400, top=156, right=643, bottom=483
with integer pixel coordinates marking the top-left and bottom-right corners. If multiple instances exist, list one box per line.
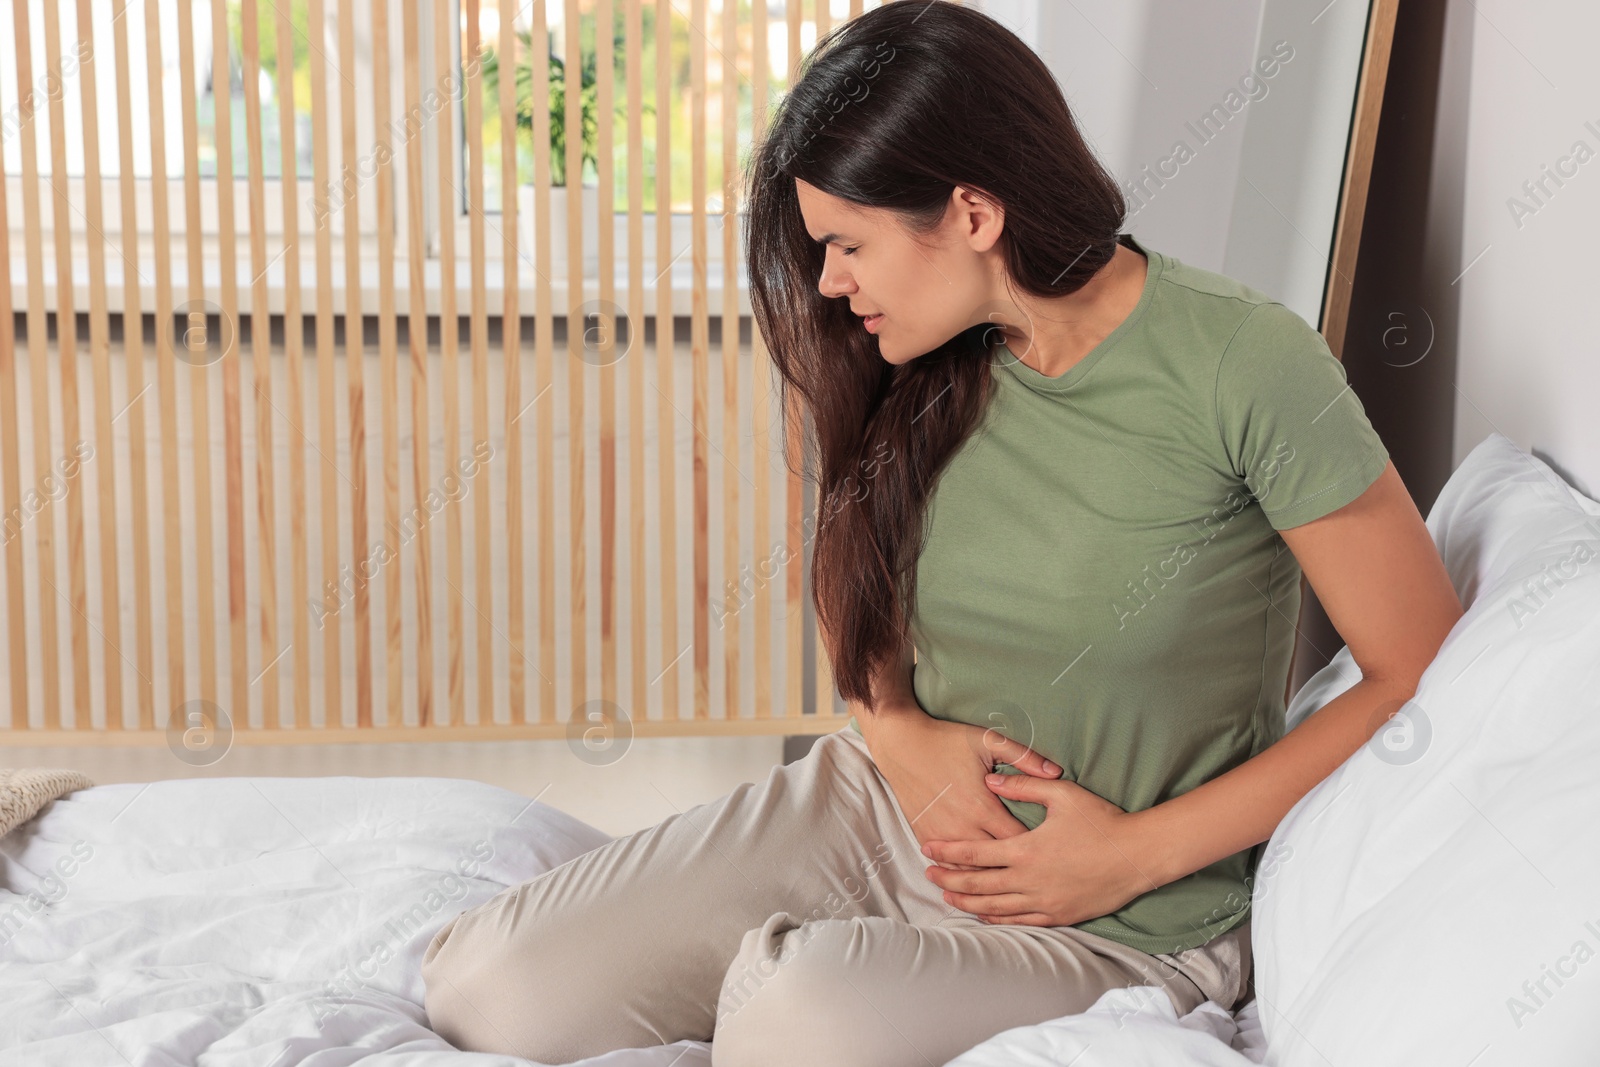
left=1214, top=301, right=1390, bottom=531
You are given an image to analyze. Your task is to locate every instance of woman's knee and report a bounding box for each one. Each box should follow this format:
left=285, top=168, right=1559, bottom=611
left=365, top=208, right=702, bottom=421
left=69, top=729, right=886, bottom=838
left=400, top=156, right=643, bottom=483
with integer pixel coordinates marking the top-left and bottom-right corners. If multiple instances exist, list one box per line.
left=712, top=914, right=894, bottom=1067
left=421, top=883, right=586, bottom=1058
left=422, top=896, right=522, bottom=1053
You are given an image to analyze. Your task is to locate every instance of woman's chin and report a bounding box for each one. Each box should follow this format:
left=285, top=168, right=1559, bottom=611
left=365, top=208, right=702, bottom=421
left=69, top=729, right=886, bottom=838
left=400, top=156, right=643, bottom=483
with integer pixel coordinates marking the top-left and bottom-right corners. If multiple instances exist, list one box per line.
left=885, top=348, right=934, bottom=368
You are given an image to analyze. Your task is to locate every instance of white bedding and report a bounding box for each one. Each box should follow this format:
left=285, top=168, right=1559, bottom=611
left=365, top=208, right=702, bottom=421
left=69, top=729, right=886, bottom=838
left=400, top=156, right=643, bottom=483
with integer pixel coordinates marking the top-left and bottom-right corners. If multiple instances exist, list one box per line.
left=945, top=986, right=1266, bottom=1067
left=0, top=776, right=712, bottom=1066
left=0, top=773, right=1259, bottom=1065
left=1246, top=434, right=1600, bottom=1066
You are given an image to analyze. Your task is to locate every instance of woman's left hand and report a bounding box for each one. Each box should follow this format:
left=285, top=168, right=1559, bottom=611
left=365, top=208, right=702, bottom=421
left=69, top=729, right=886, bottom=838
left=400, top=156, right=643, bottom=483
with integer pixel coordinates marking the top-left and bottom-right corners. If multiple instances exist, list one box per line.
left=920, top=772, right=1165, bottom=927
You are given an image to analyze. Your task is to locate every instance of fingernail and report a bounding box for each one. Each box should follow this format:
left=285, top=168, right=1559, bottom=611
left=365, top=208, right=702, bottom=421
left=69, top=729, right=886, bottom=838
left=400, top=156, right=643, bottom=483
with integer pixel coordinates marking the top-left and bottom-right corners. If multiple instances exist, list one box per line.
left=985, top=773, right=1003, bottom=784
left=1042, top=762, right=1060, bottom=775
left=920, top=843, right=931, bottom=857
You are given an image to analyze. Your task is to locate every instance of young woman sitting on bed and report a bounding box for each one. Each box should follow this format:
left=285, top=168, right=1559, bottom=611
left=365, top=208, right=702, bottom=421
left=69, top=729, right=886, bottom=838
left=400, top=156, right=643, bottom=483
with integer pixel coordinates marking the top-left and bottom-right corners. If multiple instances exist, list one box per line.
left=420, top=4, right=1462, bottom=1064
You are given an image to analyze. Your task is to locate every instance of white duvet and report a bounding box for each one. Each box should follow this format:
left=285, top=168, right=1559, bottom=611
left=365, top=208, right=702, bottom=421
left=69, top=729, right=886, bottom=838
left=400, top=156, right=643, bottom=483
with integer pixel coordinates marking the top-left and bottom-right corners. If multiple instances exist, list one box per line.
left=1243, top=435, right=1600, bottom=1067
left=0, top=776, right=712, bottom=1066
left=0, top=771, right=1260, bottom=1066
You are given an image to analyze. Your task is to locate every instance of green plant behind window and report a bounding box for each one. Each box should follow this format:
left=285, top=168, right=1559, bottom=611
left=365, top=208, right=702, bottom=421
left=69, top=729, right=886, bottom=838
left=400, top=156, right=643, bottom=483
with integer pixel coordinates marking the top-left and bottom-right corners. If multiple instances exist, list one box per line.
left=482, top=29, right=650, bottom=189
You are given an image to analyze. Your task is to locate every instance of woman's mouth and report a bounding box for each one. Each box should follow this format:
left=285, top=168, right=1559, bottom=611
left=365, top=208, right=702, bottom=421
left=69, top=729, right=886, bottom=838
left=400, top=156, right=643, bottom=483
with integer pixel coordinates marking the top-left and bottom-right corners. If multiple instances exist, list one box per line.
left=863, top=313, right=884, bottom=334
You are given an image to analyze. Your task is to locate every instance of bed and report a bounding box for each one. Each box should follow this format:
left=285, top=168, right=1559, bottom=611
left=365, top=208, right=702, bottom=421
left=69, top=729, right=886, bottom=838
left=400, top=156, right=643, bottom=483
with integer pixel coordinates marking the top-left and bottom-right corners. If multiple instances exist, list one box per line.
left=0, top=775, right=1267, bottom=1066
left=3, top=430, right=1597, bottom=1066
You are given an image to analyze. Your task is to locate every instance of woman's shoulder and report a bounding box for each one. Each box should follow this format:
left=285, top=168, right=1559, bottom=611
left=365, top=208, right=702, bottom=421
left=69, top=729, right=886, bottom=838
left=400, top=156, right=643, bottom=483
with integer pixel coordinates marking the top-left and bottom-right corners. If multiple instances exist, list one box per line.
left=1142, top=245, right=1287, bottom=336
left=1132, top=248, right=1332, bottom=377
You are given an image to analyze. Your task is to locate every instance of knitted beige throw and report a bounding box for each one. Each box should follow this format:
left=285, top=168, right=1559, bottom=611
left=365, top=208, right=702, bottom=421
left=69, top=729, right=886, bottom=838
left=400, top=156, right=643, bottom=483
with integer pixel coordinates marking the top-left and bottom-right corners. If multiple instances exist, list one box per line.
left=0, top=769, right=96, bottom=838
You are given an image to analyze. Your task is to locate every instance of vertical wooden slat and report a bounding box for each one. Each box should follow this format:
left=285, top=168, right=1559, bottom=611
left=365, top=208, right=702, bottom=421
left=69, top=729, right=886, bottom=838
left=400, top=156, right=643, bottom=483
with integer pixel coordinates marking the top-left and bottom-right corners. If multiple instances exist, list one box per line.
left=565, top=0, right=587, bottom=716
left=341, top=0, right=372, bottom=729
left=625, top=0, right=646, bottom=721
left=532, top=0, right=555, bottom=725
left=175, top=0, right=219, bottom=708
left=812, top=468, right=835, bottom=716
left=242, top=0, right=280, bottom=729
left=174, top=0, right=222, bottom=710
left=41, top=0, right=93, bottom=727
left=328, top=0, right=368, bottom=729
left=786, top=389, right=806, bottom=719
left=720, top=0, right=739, bottom=718
left=502, top=0, right=528, bottom=723
left=307, top=0, right=342, bottom=727
left=144, top=0, right=187, bottom=726
left=73, top=0, right=125, bottom=729
left=435, top=0, right=463, bottom=728
left=373, top=0, right=402, bottom=728
left=463, top=0, right=493, bottom=724
left=401, top=0, right=434, bottom=727
left=653, top=0, right=679, bottom=721
left=0, top=46, right=25, bottom=728
left=111, top=0, right=156, bottom=732
left=274, top=0, right=311, bottom=729
left=14, top=0, right=59, bottom=731
left=807, top=2, right=832, bottom=717
left=784, top=4, right=799, bottom=130
left=689, top=0, right=708, bottom=719
left=785, top=0, right=805, bottom=720
left=212, top=0, right=250, bottom=730
left=751, top=0, right=772, bottom=718
left=435, top=0, right=467, bottom=726
left=598, top=0, right=618, bottom=712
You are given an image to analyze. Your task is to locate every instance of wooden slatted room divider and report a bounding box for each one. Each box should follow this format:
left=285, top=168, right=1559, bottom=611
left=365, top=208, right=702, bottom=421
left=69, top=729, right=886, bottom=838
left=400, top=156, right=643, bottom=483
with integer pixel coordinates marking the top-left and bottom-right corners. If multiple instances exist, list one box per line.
left=0, top=0, right=931, bottom=747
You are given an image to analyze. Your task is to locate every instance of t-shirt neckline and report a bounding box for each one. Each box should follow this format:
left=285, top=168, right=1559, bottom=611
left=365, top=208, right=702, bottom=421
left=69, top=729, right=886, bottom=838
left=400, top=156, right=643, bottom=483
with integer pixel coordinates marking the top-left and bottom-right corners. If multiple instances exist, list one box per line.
left=993, top=232, right=1163, bottom=395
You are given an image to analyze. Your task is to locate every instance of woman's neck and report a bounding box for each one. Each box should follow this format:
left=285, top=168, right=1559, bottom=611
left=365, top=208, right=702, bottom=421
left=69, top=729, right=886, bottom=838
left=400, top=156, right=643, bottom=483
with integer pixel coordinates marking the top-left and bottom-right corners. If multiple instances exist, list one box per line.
left=1000, top=242, right=1149, bottom=379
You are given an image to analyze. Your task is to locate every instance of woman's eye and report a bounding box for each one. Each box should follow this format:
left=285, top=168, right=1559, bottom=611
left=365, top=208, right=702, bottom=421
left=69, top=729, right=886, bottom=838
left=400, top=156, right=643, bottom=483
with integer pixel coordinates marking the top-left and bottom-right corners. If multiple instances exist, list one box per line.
left=842, top=246, right=858, bottom=257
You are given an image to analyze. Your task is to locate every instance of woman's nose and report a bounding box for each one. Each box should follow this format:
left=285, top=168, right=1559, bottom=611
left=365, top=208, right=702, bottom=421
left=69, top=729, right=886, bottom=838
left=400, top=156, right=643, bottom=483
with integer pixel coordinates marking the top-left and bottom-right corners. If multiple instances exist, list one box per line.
left=817, top=258, right=853, bottom=299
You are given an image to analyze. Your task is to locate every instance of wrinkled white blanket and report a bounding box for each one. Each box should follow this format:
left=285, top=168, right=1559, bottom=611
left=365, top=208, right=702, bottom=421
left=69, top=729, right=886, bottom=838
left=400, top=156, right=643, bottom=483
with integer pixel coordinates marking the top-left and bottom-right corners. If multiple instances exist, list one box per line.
left=0, top=777, right=707, bottom=1065
left=0, top=774, right=1255, bottom=1065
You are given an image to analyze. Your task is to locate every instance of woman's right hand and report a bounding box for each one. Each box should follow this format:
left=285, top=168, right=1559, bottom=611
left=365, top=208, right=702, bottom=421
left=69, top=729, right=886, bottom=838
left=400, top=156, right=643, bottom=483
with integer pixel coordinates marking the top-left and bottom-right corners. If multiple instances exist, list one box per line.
left=859, top=703, right=1061, bottom=872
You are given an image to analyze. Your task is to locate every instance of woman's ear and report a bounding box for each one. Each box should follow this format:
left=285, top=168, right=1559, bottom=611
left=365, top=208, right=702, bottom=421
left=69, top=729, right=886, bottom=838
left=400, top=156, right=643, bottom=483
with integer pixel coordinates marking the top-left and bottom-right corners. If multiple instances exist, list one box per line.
left=953, top=185, right=1005, bottom=251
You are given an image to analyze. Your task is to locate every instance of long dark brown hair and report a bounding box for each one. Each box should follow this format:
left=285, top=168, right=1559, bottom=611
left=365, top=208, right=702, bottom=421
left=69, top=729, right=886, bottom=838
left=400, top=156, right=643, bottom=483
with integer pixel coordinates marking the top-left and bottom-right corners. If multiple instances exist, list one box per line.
left=744, top=0, right=1127, bottom=709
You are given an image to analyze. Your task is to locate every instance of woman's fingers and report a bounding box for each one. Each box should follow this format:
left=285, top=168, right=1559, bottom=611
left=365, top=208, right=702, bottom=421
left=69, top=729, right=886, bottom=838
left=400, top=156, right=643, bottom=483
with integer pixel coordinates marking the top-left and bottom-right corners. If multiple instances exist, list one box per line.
left=983, top=804, right=1032, bottom=841
left=987, top=734, right=1061, bottom=779
left=964, top=721, right=1060, bottom=780
left=924, top=806, right=1003, bottom=871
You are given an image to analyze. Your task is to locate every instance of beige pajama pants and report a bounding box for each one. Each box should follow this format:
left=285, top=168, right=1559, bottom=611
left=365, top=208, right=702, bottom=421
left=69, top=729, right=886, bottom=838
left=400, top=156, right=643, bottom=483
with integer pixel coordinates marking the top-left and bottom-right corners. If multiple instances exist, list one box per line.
left=421, top=724, right=1252, bottom=1066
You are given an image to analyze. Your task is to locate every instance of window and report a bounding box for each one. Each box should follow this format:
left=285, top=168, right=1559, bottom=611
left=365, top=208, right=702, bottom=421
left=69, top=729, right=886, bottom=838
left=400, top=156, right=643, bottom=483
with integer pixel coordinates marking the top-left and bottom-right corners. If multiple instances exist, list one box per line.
left=3, top=0, right=879, bottom=301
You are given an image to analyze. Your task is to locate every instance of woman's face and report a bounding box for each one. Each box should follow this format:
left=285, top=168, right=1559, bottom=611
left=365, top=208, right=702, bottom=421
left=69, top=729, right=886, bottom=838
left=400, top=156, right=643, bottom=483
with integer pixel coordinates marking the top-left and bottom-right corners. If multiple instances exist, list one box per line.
left=795, top=178, right=1005, bottom=365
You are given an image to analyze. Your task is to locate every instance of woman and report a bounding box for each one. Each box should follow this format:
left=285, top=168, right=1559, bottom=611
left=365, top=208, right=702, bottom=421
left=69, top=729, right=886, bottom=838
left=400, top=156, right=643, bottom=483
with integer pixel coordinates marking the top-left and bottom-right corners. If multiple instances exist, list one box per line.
left=421, top=4, right=1462, bottom=1064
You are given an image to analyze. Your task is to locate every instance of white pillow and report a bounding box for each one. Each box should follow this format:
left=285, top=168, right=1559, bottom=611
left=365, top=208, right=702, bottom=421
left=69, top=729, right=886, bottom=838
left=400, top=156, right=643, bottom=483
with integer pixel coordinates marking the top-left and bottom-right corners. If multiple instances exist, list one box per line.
left=1256, top=431, right=1600, bottom=1065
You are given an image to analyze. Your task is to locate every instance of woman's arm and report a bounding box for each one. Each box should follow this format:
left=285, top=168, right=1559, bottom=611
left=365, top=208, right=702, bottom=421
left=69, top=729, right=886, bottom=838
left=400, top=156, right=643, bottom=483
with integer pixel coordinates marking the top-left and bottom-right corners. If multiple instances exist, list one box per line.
left=920, top=462, right=1466, bottom=928
left=1129, top=461, right=1465, bottom=886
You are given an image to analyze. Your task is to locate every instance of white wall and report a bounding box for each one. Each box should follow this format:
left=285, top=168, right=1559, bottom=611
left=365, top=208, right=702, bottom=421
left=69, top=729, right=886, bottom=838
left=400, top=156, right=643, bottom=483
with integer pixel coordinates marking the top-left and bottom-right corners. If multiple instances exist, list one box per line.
left=980, top=0, right=1600, bottom=496
left=976, top=0, right=1367, bottom=340
left=1435, top=0, right=1600, bottom=495
left=977, top=0, right=1256, bottom=268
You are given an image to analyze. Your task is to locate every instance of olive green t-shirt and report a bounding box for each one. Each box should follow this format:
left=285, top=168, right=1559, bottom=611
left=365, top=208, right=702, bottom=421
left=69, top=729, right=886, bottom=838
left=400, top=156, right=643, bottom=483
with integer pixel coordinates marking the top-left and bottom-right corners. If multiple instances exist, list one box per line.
left=848, top=232, right=1389, bottom=955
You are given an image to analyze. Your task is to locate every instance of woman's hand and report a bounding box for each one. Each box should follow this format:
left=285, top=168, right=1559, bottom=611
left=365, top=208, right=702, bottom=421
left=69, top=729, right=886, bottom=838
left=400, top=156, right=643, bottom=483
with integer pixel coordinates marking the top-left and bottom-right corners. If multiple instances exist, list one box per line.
left=859, top=703, right=1063, bottom=872
left=920, top=773, right=1163, bottom=927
